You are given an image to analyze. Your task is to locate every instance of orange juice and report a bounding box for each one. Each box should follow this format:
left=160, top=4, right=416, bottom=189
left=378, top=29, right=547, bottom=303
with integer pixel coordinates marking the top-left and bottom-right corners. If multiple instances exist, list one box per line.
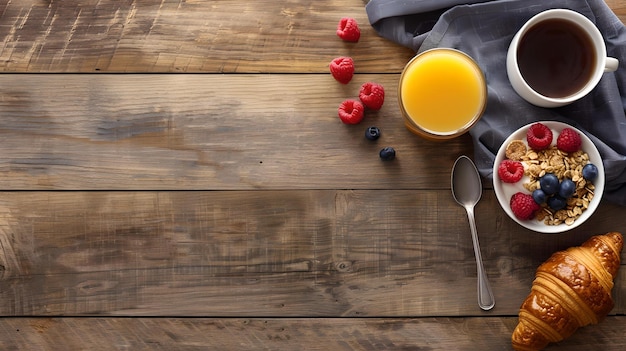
left=398, top=49, right=487, bottom=140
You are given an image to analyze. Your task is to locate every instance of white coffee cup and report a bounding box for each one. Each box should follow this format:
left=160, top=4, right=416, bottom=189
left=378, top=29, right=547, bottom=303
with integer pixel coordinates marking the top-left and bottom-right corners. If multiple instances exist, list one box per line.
left=507, top=9, right=618, bottom=108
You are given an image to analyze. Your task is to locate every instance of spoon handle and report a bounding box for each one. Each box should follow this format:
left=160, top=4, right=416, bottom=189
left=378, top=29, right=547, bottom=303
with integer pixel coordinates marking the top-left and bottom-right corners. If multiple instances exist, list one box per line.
left=466, top=206, right=495, bottom=310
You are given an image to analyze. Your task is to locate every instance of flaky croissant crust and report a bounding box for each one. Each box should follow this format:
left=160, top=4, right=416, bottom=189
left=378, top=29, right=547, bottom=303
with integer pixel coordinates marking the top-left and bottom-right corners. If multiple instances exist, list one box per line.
left=512, top=232, right=623, bottom=351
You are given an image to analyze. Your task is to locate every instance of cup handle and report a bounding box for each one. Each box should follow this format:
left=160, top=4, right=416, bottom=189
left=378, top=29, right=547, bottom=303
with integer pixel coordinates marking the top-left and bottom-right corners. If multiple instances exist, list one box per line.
left=605, top=57, right=619, bottom=72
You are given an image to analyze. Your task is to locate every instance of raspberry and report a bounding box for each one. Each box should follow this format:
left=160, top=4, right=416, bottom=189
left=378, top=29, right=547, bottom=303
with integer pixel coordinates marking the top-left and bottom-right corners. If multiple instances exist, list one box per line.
left=510, top=192, right=540, bottom=221
left=556, top=127, right=582, bottom=153
left=359, top=82, right=385, bottom=110
left=526, top=122, right=553, bottom=150
left=329, top=57, right=354, bottom=84
left=336, top=17, right=360, bottom=42
left=338, top=99, right=364, bottom=124
left=498, top=159, right=524, bottom=183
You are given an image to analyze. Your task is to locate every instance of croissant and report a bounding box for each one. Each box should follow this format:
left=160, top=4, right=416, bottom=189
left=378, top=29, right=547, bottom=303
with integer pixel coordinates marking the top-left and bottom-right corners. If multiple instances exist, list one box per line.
left=512, top=231, right=623, bottom=351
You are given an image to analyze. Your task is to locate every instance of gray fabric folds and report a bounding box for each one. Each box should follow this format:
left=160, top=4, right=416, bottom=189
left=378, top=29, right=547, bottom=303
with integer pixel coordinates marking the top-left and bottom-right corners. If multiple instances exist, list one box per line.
left=366, top=0, right=626, bottom=206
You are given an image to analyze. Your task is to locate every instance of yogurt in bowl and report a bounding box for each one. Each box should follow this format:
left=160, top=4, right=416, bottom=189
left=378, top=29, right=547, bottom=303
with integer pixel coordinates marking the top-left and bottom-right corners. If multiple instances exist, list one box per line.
left=493, top=121, right=604, bottom=233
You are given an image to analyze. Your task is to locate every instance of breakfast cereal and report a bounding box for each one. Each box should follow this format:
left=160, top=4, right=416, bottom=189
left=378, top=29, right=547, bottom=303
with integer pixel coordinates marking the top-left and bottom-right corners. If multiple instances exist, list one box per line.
left=507, top=140, right=595, bottom=226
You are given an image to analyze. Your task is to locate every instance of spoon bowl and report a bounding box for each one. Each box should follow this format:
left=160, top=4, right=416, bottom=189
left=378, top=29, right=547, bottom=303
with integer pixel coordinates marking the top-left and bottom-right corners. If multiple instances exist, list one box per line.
left=451, top=155, right=495, bottom=311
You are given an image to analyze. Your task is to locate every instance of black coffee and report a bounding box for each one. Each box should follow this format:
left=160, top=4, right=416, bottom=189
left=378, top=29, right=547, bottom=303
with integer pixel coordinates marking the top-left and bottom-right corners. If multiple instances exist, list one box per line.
left=517, top=18, right=596, bottom=98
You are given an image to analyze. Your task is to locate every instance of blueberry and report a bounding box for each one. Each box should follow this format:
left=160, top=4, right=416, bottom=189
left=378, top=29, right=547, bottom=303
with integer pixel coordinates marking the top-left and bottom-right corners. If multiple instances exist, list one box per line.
left=379, top=147, right=396, bottom=161
left=582, top=163, right=598, bottom=181
left=547, top=195, right=567, bottom=211
left=365, top=126, right=381, bottom=140
left=532, top=189, right=547, bottom=204
left=539, top=173, right=560, bottom=195
left=558, top=178, right=576, bottom=198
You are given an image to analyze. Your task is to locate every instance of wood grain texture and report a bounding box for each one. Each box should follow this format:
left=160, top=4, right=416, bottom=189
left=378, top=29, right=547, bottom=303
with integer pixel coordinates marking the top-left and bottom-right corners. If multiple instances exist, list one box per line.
left=0, top=0, right=414, bottom=73
left=0, top=191, right=623, bottom=316
left=1, top=0, right=624, bottom=74
left=0, top=317, right=625, bottom=351
left=0, top=74, right=473, bottom=190
left=0, top=0, right=625, bottom=349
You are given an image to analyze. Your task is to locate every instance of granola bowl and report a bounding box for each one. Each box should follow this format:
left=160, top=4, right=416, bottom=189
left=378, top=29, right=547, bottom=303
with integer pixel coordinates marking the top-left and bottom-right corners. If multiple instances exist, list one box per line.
left=493, top=121, right=604, bottom=233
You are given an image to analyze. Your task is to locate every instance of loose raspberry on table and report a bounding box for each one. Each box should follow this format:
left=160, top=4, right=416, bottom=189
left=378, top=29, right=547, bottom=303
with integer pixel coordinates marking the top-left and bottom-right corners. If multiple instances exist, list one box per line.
left=336, top=17, right=360, bottom=42
left=510, top=192, right=541, bottom=221
left=359, top=82, right=385, bottom=110
left=556, top=127, right=582, bottom=153
left=338, top=99, right=365, bottom=124
left=526, top=122, right=553, bottom=150
left=329, top=56, right=354, bottom=84
left=498, top=159, right=524, bottom=183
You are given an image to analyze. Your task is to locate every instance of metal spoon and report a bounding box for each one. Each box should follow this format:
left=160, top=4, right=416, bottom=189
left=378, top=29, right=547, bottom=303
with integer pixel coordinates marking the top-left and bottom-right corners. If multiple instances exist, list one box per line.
left=451, top=155, right=495, bottom=311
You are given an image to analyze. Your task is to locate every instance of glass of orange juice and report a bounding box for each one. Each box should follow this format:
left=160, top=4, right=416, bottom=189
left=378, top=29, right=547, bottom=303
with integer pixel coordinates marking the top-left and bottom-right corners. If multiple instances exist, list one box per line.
left=398, top=48, right=487, bottom=140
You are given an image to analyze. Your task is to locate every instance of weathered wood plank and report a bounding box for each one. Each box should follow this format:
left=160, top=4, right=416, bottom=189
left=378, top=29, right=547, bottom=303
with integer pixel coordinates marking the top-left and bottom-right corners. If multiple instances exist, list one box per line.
left=2, top=0, right=625, bottom=74
left=0, top=0, right=414, bottom=73
left=0, top=74, right=473, bottom=190
left=0, top=190, right=623, bottom=316
left=0, top=317, right=625, bottom=350
left=0, top=0, right=624, bottom=350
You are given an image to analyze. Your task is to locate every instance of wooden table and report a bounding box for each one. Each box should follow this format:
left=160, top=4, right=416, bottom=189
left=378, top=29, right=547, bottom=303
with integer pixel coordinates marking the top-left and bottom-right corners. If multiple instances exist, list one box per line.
left=0, top=0, right=624, bottom=349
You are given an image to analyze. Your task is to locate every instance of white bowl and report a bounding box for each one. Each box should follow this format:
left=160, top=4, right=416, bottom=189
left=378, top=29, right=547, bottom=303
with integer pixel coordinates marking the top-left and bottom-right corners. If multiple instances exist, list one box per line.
left=493, top=121, right=604, bottom=233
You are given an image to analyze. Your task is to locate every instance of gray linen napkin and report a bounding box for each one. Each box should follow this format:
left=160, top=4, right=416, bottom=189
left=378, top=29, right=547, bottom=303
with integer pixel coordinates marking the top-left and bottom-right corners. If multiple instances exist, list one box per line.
left=366, top=0, right=626, bottom=206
